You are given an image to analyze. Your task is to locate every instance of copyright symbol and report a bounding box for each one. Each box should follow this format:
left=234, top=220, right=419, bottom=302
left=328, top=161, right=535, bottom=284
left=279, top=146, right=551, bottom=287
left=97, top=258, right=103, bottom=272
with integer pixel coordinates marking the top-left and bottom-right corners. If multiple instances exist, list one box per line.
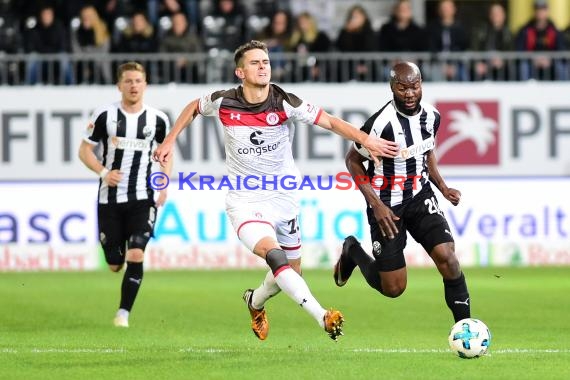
left=148, top=172, right=170, bottom=190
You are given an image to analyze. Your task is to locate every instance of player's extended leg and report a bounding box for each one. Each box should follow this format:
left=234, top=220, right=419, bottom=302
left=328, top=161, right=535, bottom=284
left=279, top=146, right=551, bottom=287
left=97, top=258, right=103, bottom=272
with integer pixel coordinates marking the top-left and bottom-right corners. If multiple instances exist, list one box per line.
left=335, top=235, right=408, bottom=298
left=248, top=258, right=301, bottom=310
left=114, top=247, right=144, bottom=328
left=405, top=189, right=470, bottom=323
left=243, top=258, right=299, bottom=340
left=247, top=214, right=304, bottom=312
left=430, top=242, right=470, bottom=322
left=114, top=200, right=156, bottom=327
left=253, top=236, right=344, bottom=340
left=98, top=203, right=126, bottom=272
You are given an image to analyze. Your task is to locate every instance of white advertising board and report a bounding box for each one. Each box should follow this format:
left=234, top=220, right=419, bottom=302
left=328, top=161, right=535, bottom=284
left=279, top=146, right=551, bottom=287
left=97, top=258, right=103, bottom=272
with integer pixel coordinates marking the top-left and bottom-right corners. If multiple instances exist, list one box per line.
left=1, top=82, right=570, bottom=180
left=1, top=178, right=568, bottom=271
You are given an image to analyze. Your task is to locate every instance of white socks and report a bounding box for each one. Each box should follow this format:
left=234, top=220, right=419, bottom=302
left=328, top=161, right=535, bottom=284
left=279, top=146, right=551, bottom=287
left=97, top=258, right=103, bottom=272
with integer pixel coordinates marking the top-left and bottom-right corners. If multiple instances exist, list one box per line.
left=116, top=308, right=130, bottom=319
left=251, top=270, right=281, bottom=310
left=273, top=267, right=326, bottom=328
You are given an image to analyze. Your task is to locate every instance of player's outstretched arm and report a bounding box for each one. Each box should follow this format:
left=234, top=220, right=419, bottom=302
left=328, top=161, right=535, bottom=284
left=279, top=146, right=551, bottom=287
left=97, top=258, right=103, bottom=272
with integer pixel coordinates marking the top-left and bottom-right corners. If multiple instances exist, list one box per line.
left=426, top=150, right=461, bottom=206
left=316, top=111, right=399, bottom=165
left=154, top=151, right=173, bottom=207
left=346, top=146, right=399, bottom=239
left=153, top=98, right=200, bottom=166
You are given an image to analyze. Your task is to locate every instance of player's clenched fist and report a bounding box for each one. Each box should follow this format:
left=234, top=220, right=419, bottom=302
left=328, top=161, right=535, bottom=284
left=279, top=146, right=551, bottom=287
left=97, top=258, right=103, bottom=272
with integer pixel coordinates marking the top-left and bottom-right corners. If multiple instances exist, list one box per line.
left=153, top=138, right=174, bottom=166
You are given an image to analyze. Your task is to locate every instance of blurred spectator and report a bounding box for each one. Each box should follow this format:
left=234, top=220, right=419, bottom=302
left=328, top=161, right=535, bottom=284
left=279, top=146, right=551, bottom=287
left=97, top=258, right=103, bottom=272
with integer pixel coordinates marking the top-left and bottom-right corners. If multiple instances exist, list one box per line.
left=203, top=0, right=246, bottom=51
left=24, top=4, right=71, bottom=84
left=564, top=24, right=570, bottom=53
left=290, top=0, right=335, bottom=40
left=515, top=0, right=565, bottom=80
left=114, top=11, right=157, bottom=53
left=255, top=10, right=293, bottom=81
left=114, top=11, right=158, bottom=82
left=377, top=0, right=426, bottom=81
left=159, top=11, right=203, bottom=82
left=378, top=0, right=426, bottom=52
left=71, top=5, right=112, bottom=83
left=427, top=0, right=469, bottom=81
left=290, top=12, right=331, bottom=81
left=57, top=1, right=108, bottom=28
left=256, top=9, right=293, bottom=51
left=471, top=3, right=513, bottom=81
left=0, top=0, right=21, bottom=54
left=146, top=0, right=190, bottom=26
left=0, top=0, right=24, bottom=84
left=335, top=5, right=376, bottom=81
left=250, top=0, right=290, bottom=19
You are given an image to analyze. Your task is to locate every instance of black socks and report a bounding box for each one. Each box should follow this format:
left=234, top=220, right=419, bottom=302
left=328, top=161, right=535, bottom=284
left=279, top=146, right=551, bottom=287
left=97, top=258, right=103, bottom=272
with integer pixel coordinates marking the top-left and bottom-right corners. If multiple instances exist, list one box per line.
left=120, top=261, right=144, bottom=311
left=444, top=272, right=471, bottom=322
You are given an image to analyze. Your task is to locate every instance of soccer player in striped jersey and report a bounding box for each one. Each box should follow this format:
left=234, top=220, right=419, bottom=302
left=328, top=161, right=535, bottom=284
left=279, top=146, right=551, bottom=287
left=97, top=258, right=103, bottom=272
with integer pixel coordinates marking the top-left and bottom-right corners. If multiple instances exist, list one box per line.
left=153, top=40, right=399, bottom=341
left=78, top=62, right=172, bottom=327
left=334, top=61, right=471, bottom=323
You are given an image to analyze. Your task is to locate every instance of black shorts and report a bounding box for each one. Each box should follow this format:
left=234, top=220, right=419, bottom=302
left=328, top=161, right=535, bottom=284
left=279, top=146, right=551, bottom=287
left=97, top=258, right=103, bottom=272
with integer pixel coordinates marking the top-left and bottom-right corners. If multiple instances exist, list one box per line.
left=97, top=199, right=157, bottom=264
left=369, top=186, right=454, bottom=272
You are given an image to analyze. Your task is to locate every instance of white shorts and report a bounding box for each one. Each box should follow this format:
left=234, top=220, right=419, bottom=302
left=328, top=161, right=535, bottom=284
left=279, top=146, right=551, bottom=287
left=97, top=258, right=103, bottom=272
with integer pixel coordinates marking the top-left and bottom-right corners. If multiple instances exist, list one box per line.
left=226, top=195, right=301, bottom=259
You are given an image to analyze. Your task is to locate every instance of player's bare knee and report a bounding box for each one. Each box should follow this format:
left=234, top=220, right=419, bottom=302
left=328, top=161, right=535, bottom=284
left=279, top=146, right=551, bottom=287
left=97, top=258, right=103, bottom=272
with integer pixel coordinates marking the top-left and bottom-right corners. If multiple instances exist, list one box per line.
left=108, top=264, right=123, bottom=272
left=253, top=237, right=280, bottom=258
left=440, top=253, right=460, bottom=277
left=288, top=259, right=302, bottom=275
left=381, top=282, right=406, bottom=298
left=126, top=248, right=144, bottom=263
left=432, top=243, right=460, bottom=277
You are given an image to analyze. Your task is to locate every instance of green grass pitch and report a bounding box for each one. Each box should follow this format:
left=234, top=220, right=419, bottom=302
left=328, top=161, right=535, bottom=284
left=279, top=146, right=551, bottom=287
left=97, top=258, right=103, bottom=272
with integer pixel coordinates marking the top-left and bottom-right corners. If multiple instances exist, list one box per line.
left=1, top=267, right=569, bottom=380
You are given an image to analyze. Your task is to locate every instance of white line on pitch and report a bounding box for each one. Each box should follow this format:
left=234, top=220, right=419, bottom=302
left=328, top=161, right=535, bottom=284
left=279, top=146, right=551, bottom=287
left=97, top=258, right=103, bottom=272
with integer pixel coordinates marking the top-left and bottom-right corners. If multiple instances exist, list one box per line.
left=1, top=348, right=125, bottom=354
left=352, top=348, right=570, bottom=354
left=179, top=348, right=237, bottom=353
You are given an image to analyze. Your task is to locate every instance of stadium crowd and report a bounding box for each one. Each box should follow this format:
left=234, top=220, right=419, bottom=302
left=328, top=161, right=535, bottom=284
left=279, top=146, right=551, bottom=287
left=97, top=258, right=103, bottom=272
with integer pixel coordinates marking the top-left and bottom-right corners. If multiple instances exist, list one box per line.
left=0, top=0, right=569, bottom=84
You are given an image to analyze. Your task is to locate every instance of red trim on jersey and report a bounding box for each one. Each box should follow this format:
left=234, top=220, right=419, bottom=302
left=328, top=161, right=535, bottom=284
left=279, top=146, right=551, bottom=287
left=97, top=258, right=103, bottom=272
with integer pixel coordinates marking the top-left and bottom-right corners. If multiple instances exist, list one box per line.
left=219, top=108, right=288, bottom=127
left=281, top=245, right=301, bottom=251
left=273, top=264, right=291, bottom=277
left=313, top=108, right=323, bottom=125
left=236, top=220, right=274, bottom=238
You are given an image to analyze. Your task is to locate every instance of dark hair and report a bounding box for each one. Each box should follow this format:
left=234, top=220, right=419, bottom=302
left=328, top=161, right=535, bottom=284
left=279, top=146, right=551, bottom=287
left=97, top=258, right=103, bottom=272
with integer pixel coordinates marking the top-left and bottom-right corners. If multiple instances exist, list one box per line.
left=116, top=61, right=146, bottom=82
left=234, top=40, right=269, bottom=67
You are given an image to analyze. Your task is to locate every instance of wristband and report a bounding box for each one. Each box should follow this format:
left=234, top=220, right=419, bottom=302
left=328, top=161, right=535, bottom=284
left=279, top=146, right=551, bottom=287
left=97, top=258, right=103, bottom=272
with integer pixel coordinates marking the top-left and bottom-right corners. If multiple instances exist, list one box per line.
left=99, top=168, right=109, bottom=179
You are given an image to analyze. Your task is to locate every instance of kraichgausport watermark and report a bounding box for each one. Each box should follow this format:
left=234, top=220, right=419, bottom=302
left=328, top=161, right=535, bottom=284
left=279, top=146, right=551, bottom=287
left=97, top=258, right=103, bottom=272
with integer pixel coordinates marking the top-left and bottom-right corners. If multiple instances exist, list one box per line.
left=148, top=172, right=423, bottom=191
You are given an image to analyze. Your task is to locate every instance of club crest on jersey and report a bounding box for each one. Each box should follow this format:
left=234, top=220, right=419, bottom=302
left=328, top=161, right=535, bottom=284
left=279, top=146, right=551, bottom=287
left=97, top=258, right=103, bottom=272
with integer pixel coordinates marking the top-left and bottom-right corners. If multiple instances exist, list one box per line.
left=142, top=125, right=152, bottom=138
left=266, top=112, right=279, bottom=125
left=399, top=137, right=435, bottom=159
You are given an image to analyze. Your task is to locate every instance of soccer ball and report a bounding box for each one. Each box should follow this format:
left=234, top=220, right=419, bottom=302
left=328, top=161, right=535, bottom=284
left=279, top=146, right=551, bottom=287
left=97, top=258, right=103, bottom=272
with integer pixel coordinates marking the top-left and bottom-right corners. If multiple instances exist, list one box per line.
left=448, top=318, right=491, bottom=358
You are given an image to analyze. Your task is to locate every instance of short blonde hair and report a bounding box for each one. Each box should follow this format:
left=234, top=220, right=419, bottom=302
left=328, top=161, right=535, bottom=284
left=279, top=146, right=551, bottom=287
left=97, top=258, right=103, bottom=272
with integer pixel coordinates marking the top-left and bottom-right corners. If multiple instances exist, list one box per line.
left=116, top=61, right=146, bottom=82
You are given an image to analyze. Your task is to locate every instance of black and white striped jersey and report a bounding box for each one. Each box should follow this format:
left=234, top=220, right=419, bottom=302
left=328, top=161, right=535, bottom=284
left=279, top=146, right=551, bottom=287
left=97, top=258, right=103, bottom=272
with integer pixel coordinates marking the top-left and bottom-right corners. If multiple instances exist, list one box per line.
left=84, top=102, right=170, bottom=204
left=355, top=100, right=440, bottom=207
